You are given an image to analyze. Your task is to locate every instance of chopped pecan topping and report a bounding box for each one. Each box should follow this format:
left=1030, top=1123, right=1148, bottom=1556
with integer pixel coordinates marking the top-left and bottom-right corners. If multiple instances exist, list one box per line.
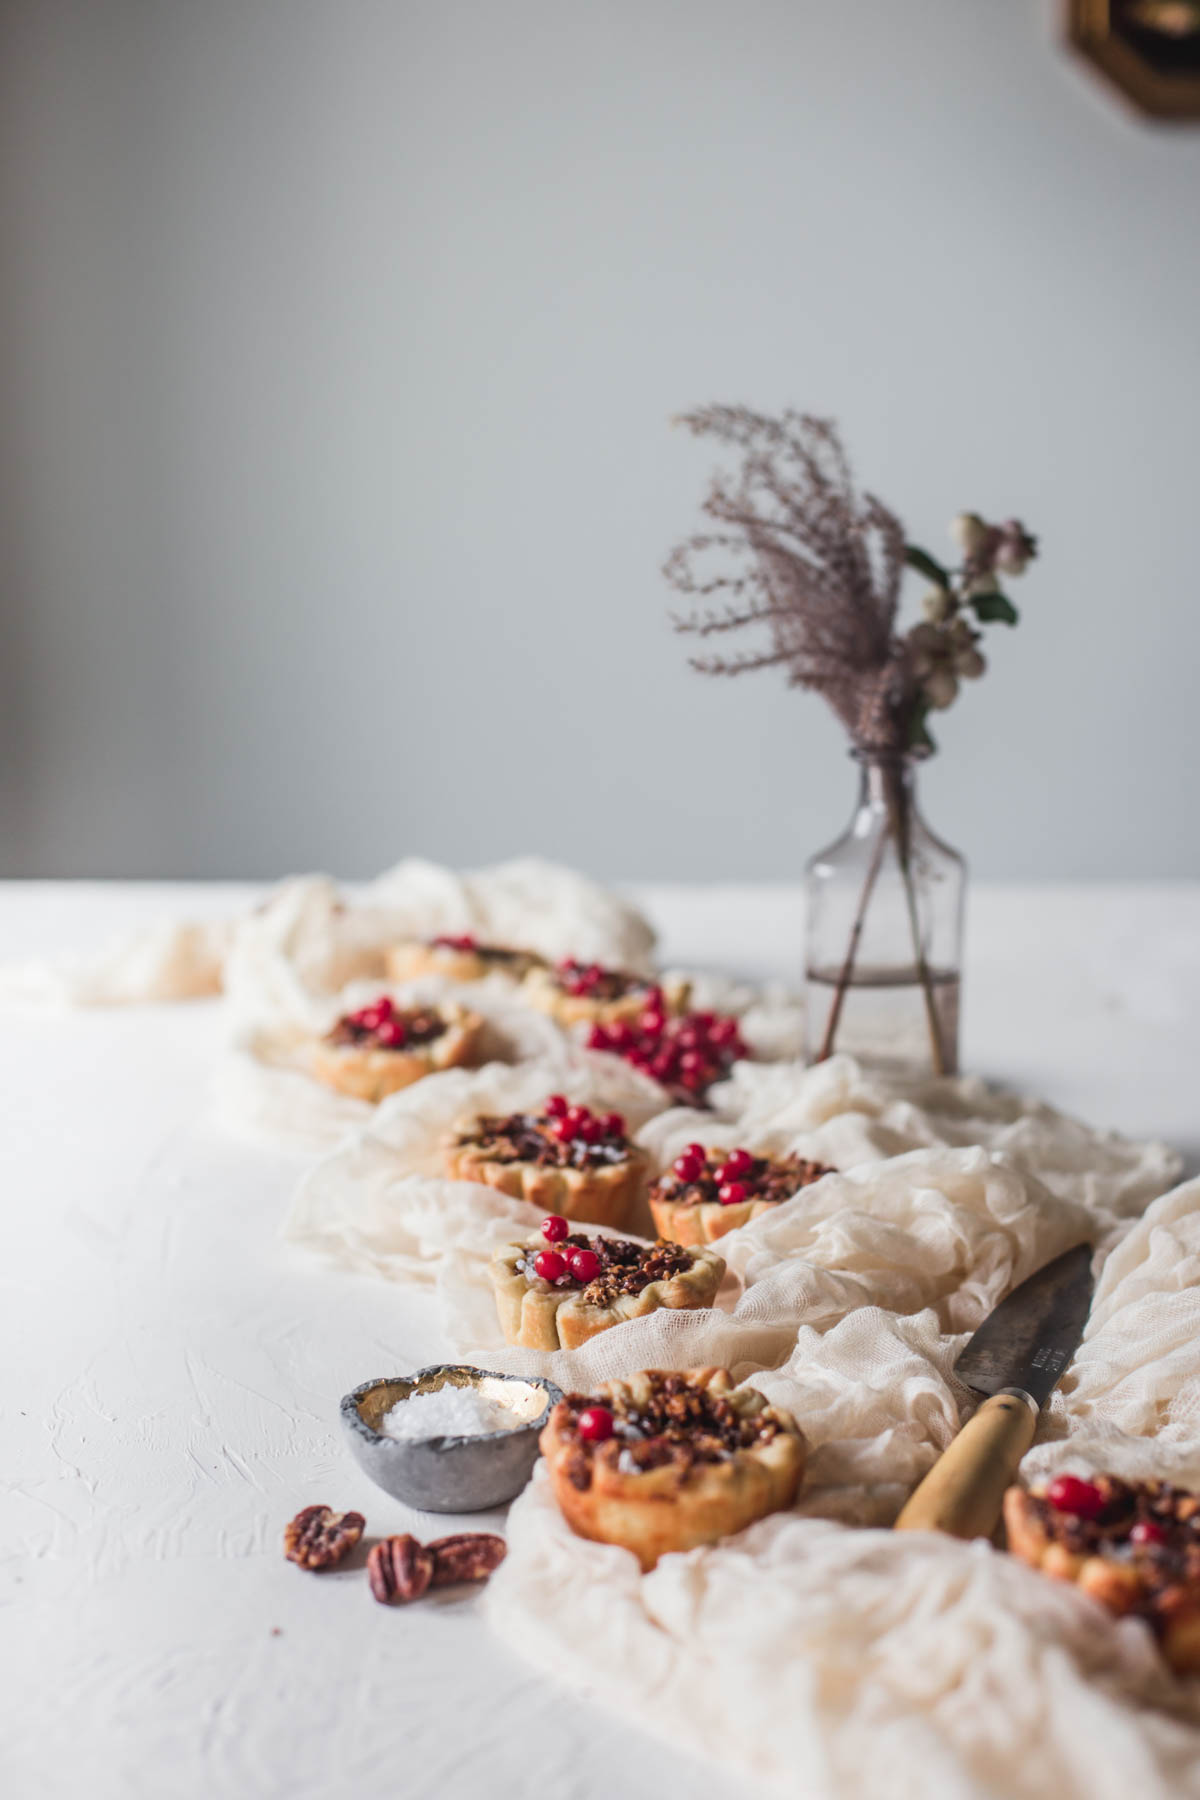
left=652, top=1149, right=834, bottom=1211
left=554, top=958, right=653, bottom=1001
left=517, top=1232, right=695, bottom=1305
left=284, top=1504, right=366, bottom=1571
left=561, top=1371, right=781, bottom=1489
left=328, top=995, right=449, bottom=1050
left=457, top=1104, right=631, bottom=1171
left=1031, top=1476, right=1200, bottom=1610
left=432, top=935, right=528, bottom=964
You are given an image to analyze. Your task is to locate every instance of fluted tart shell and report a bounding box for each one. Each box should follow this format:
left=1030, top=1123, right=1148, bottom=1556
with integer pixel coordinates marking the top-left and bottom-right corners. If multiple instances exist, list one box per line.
left=445, top=1127, right=648, bottom=1231
left=540, top=1367, right=805, bottom=1571
left=309, top=1004, right=484, bottom=1104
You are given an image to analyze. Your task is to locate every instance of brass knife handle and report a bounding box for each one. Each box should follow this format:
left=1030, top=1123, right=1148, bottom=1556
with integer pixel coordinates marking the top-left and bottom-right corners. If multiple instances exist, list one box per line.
left=893, top=1391, right=1038, bottom=1539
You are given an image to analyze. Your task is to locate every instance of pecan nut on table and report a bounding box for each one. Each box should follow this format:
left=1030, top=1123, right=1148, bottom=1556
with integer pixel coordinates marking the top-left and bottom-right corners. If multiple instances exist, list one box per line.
left=283, top=1504, right=367, bottom=1570
left=367, top=1531, right=507, bottom=1605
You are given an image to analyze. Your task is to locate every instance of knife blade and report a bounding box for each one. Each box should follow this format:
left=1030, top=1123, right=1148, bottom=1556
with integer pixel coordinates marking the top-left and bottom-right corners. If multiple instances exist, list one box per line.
left=894, top=1242, right=1094, bottom=1539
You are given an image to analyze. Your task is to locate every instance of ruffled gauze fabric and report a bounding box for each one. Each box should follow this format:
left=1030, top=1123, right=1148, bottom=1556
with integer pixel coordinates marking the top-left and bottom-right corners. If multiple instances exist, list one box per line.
left=282, top=1049, right=1195, bottom=1798
left=483, top=1179, right=1200, bottom=1800
left=0, top=857, right=657, bottom=1014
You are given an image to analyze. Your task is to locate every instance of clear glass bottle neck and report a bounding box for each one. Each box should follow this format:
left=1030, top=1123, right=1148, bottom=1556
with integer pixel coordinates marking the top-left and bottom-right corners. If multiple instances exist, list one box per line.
left=853, top=752, right=919, bottom=816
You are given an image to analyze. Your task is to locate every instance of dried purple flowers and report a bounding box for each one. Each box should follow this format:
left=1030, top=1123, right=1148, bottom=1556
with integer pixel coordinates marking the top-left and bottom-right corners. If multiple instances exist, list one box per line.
left=664, top=407, right=1037, bottom=755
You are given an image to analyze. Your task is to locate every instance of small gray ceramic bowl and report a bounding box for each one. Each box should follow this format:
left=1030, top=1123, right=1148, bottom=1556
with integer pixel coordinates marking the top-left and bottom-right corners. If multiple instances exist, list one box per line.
left=340, top=1365, right=562, bottom=1513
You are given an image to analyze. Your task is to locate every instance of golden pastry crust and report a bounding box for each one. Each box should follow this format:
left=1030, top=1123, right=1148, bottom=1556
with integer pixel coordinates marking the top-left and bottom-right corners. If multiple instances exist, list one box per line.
left=521, top=962, right=689, bottom=1029
left=1004, top=1478, right=1200, bottom=1675
left=310, top=1002, right=483, bottom=1103
left=445, top=1103, right=648, bottom=1230
left=540, top=1367, right=805, bottom=1571
left=385, top=938, right=545, bottom=986
left=489, top=1231, right=724, bottom=1352
left=648, top=1147, right=835, bottom=1245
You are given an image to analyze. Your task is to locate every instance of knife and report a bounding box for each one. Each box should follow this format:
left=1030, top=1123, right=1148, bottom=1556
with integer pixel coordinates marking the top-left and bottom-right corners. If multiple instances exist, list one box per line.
left=894, top=1241, right=1094, bottom=1539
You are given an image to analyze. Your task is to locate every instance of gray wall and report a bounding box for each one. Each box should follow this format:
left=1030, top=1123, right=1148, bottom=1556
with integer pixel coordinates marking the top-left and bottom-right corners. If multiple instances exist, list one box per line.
left=3, top=0, right=1199, bottom=882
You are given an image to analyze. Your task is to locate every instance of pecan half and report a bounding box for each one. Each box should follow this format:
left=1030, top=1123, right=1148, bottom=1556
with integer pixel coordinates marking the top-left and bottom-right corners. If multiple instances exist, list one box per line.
left=284, top=1504, right=366, bottom=1571
left=367, top=1533, right=435, bottom=1605
left=427, top=1532, right=508, bottom=1587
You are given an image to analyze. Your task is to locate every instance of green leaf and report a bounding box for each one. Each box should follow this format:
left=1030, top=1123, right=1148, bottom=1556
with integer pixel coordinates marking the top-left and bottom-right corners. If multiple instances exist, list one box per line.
left=970, top=593, right=1019, bottom=626
left=906, top=701, right=937, bottom=755
left=904, top=544, right=952, bottom=588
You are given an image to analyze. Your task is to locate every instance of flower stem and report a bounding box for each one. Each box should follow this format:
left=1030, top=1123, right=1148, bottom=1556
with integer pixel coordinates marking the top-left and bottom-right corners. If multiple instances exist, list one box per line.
left=815, top=762, right=948, bottom=1076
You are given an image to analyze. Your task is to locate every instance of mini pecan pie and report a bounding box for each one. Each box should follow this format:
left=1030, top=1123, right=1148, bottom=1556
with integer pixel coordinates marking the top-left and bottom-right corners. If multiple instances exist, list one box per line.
left=587, top=1008, right=748, bottom=1106
left=522, top=961, right=690, bottom=1029
left=309, top=995, right=484, bottom=1103
left=445, top=1096, right=649, bottom=1229
left=385, top=933, right=547, bottom=986
left=540, top=1367, right=805, bottom=1570
left=489, top=1215, right=724, bottom=1351
left=1004, top=1475, right=1200, bottom=1674
left=649, top=1144, right=836, bottom=1244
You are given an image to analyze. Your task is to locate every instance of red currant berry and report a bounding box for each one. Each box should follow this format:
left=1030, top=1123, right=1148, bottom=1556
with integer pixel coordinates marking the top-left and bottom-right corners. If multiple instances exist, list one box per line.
left=544, top=1094, right=569, bottom=1118
left=565, top=1105, right=590, bottom=1127
left=533, top=1249, right=567, bottom=1282
left=551, top=1117, right=575, bottom=1142
left=541, top=1214, right=569, bottom=1243
left=722, top=1148, right=755, bottom=1178
left=710, top=1017, right=740, bottom=1046
left=577, top=1116, right=604, bottom=1144
left=640, top=1010, right=666, bottom=1037
left=679, top=1050, right=707, bottom=1076
left=376, top=1018, right=407, bottom=1049
left=576, top=1406, right=614, bottom=1443
left=601, top=1112, right=626, bottom=1138
left=586, top=1025, right=608, bottom=1051
left=569, top=1248, right=602, bottom=1282
left=718, top=1181, right=749, bottom=1207
left=356, top=1004, right=385, bottom=1031
left=606, top=1022, right=634, bottom=1050
left=673, top=1154, right=704, bottom=1182
left=651, top=1051, right=676, bottom=1081
left=685, top=1143, right=706, bottom=1160
left=1046, top=1476, right=1105, bottom=1518
left=1130, top=1520, right=1166, bottom=1547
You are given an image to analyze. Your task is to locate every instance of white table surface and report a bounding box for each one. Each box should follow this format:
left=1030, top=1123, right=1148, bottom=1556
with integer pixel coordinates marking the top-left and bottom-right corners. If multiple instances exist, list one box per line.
left=4, top=879, right=1199, bottom=1800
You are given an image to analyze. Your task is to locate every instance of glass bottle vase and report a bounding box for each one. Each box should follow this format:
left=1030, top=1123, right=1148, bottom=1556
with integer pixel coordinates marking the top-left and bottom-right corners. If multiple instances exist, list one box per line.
left=804, top=752, right=965, bottom=1077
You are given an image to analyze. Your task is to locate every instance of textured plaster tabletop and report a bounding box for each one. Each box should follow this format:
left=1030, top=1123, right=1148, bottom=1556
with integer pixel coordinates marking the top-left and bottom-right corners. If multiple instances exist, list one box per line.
left=3, top=879, right=1199, bottom=1800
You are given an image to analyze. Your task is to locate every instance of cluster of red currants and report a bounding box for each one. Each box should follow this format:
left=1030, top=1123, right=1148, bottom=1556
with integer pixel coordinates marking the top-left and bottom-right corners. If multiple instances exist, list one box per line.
left=587, top=1003, right=747, bottom=1098
left=541, top=1094, right=626, bottom=1146
left=433, top=933, right=478, bottom=951
left=669, top=1142, right=758, bottom=1206
left=531, top=1213, right=602, bottom=1287
left=345, top=995, right=411, bottom=1049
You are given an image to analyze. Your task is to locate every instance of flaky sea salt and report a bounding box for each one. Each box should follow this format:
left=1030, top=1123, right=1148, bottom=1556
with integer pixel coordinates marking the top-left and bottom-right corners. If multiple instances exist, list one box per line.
left=379, top=1384, right=520, bottom=1441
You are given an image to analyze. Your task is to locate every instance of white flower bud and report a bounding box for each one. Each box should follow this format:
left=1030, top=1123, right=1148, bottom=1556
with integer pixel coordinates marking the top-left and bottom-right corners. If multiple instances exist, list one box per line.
left=924, top=667, right=959, bottom=710
left=921, top=587, right=955, bottom=625
left=964, top=573, right=1002, bottom=599
left=951, top=513, right=990, bottom=556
